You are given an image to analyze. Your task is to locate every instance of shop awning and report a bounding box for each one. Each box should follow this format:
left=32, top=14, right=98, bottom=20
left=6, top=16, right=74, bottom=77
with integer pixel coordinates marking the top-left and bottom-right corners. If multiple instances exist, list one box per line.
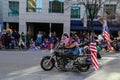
left=70, top=25, right=103, bottom=31
left=70, top=20, right=120, bottom=31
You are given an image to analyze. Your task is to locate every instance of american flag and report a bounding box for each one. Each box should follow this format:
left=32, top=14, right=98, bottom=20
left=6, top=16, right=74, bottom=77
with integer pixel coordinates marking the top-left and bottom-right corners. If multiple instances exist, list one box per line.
left=103, top=21, right=111, bottom=50
left=89, top=42, right=99, bottom=71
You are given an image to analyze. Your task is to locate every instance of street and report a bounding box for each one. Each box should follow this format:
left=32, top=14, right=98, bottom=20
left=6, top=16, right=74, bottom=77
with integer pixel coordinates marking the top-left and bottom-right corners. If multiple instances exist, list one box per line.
left=0, top=50, right=120, bottom=80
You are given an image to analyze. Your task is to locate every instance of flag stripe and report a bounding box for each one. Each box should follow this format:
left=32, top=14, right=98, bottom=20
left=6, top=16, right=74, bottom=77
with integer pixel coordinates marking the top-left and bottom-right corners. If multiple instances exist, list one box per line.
left=103, top=31, right=110, bottom=41
left=91, top=53, right=99, bottom=70
left=103, top=21, right=111, bottom=50
left=89, top=42, right=99, bottom=71
left=107, top=42, right=111, bottom=50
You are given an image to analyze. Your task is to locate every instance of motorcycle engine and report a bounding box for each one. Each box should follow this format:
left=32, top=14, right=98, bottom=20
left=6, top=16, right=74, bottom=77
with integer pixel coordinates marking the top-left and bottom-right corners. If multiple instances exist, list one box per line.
left=76, top=57, right=86, bottom=64
left=65, top=60, right=73, bottom=69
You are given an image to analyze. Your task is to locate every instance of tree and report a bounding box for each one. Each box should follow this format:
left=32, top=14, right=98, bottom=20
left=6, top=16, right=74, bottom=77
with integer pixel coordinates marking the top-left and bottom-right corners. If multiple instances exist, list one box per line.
left=65, top=0, right=120, bottom=38
left=81, top=0, right=105, bottom=35
left=101, top=0, right=120, bottom=37
left=106, top=2, right=120, bottom=25
left=65, top=0, right=108, bottom=35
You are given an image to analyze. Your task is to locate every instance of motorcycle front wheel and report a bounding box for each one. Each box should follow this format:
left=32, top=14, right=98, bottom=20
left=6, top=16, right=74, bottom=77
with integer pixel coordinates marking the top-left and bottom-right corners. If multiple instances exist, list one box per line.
left=40, top=57, right=55, bottom=71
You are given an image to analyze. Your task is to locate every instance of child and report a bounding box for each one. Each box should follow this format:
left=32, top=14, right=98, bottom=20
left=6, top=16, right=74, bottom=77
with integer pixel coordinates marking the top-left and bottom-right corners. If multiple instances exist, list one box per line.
left=44, top=38, right=50, bottom=49
left=18, top=38, right=25, bottom=50
left=29, top=41, right=38, bottom=51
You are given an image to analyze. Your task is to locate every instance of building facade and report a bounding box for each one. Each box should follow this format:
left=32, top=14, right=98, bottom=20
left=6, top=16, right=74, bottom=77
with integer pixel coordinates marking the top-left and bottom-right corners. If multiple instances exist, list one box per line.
left=1, top=0, right=120, bottom=37
left=1, top=0, right=71, bottom=37
left=0, top=0, right=2, bottom=22
left=70, top=0, right=120, bottom=37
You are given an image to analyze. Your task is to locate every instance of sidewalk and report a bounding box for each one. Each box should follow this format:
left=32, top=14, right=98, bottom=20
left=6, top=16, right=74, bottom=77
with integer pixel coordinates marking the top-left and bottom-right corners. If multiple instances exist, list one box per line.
left=100, top=51, right=120, bottom=58
left=0, top=47, right=28, bottom=51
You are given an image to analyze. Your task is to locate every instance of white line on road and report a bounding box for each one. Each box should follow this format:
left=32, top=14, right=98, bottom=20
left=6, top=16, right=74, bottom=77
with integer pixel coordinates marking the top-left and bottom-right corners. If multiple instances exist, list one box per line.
left=85, top=57, right=119, bottom=80
left=2, top=65, right=42, bottom=80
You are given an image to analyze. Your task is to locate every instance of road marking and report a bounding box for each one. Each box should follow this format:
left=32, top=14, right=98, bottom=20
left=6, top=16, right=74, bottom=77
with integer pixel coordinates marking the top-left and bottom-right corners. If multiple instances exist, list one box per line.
left=107, top=72, right=120, bottom=80
left=2, top=55, right=119, bottom=80
left=98, top=57, right=115, bottom=65
left=85, top=57, right=118, bottom=80
left=2, top=65, right=42, bottom=80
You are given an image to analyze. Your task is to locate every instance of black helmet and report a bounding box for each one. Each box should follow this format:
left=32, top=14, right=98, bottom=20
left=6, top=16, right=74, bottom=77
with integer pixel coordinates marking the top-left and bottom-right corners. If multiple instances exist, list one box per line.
left=71, top=36, right=76, bottom=40
left=63, top=32, right=69, bottom=38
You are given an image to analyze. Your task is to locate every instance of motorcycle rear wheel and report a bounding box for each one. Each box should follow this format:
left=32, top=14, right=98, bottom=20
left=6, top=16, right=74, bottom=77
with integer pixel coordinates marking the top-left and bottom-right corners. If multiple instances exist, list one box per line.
left=41, top=57, right=54, bottom=71
left=77, top=64, right=90, bottom=72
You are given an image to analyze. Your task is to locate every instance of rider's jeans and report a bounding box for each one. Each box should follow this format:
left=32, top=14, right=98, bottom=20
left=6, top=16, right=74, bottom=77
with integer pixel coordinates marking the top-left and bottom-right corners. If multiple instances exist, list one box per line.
left=67, top=47, right=79, bottom=55
left=78, top=47, right=83, bottom=54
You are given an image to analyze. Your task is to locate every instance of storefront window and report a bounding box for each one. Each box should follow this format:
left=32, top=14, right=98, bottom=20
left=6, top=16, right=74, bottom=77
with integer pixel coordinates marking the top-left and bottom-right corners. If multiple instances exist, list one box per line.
left=27, top=0, right=42, bottom=12
left=86, top=4, right=98, bottom=19
left=71, top=4, right=80, bottom=19
left=49, top=0, right=64, bottom=13
left=8, top=1, right=19, bottom=16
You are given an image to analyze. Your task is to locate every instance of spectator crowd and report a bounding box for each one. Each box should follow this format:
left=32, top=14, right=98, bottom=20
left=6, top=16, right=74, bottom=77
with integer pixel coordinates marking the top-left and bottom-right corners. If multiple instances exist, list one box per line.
left=0, top=29, right=120, bottom=52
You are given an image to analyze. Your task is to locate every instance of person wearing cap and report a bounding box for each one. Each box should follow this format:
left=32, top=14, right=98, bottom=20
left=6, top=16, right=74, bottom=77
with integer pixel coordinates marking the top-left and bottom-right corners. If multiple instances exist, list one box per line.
left=60, top=32, right=70, bottom=46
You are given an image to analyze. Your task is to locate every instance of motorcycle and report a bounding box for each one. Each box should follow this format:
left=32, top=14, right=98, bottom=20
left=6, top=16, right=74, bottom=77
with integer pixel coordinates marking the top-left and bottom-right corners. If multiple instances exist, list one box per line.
left=40, top=42, right=92, bottom=72
left=111, top=40, right=120, bottom=51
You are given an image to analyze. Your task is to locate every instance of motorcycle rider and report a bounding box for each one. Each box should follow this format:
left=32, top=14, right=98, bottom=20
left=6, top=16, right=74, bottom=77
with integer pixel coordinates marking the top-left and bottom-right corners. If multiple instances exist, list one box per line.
left=58, top=36, right=79, bottom=70
left=64, top=35, right=79, bottom=57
